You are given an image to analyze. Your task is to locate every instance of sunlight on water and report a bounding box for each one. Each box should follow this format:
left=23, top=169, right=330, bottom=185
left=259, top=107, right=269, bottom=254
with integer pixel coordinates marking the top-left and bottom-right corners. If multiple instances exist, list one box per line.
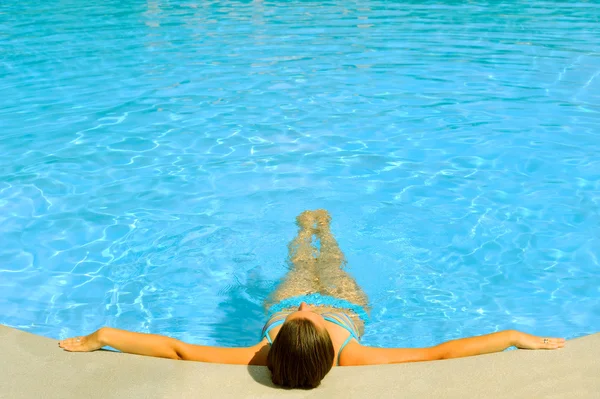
left=0, top=0, right=599, bottom=348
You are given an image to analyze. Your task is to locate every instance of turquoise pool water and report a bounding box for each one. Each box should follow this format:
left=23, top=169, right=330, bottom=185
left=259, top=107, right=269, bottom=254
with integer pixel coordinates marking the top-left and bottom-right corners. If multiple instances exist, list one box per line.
left=1, top=1, right=599, bottom=349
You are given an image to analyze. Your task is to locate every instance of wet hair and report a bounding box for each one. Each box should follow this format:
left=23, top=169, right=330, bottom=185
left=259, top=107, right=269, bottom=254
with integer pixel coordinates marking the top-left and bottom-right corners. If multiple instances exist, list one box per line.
left=267, top=317, right=335, bottom=389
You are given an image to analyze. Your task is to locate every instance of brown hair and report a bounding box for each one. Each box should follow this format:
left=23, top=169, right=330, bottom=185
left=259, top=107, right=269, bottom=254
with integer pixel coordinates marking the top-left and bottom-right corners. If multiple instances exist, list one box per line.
left=267, top=317, right=335, bottom=389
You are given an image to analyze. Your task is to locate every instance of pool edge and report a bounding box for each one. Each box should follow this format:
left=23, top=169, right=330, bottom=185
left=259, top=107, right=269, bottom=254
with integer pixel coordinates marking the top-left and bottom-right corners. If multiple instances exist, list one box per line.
left=2, top=324, right=598, bottom=398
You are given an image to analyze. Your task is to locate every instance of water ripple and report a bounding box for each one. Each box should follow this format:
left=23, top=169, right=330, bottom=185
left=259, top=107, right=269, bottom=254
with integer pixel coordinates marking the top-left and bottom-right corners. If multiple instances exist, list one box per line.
left=1, top=0, right=599, bottom=347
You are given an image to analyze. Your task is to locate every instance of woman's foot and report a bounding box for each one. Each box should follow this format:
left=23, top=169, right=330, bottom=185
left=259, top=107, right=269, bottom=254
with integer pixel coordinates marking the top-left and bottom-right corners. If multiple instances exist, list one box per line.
left=296, top=210, right=316, bottom=231
left=313, top=209, right=331, bottom=231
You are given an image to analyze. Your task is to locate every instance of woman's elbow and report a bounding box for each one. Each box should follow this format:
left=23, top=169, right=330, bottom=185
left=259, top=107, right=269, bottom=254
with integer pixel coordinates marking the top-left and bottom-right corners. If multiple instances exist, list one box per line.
left=428, top=346, right=447, bottom=360
left=169, top=339, right=186, bottom=360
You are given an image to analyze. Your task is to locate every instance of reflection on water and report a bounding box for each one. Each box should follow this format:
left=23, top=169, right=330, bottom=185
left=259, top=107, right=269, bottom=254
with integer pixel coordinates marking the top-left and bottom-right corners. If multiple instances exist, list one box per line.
left=0, top=0, right=599, bottom=348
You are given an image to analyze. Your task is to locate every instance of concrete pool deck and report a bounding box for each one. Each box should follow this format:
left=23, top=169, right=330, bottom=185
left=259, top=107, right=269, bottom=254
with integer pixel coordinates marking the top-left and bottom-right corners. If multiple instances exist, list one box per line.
left=1, top=325, right=598, bottom=398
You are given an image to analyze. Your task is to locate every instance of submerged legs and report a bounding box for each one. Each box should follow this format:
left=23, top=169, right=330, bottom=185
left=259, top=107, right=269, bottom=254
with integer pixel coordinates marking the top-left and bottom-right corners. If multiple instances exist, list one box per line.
left=267, top=211, right=319, bottom=305
left=267, top=210, right=369, bottom=315
left=313, top=210, right=369, bottom=310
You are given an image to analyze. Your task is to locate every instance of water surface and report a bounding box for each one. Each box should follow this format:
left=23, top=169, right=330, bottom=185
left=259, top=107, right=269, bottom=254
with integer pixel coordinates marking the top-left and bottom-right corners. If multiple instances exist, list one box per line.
left=1, top=0, right=599, bottom=348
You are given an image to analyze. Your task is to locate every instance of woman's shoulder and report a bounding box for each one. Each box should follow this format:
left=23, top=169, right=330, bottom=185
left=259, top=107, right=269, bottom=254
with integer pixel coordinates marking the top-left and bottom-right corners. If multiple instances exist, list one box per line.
left=337, top=339, right=367, bottom=366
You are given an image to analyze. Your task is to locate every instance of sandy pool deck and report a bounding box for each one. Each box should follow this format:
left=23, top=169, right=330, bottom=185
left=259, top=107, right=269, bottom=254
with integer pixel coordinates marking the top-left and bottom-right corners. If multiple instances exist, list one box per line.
left=1, top=325, right=597, bottom=398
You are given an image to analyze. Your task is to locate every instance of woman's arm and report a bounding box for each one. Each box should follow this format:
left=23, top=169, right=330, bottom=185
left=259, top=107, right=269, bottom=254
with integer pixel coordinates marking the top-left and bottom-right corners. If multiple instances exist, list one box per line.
left=344, top=330, right=565, bottom=366
left=58, top=327, right=268, bottom=365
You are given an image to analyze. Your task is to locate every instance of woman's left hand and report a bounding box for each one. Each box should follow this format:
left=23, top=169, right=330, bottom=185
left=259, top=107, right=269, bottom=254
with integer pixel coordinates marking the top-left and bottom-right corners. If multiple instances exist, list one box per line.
left=58, top=329, right=104, bottom=352
left=513, top=331, right=566, bottom=350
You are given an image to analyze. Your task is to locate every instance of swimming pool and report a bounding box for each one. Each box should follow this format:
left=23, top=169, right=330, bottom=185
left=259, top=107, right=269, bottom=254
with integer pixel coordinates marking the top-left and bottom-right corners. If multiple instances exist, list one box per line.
left=1, top=0, right=599, bottom=349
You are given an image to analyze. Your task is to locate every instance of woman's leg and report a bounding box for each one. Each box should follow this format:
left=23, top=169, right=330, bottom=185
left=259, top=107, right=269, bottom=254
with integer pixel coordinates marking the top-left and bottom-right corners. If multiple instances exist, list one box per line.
left=266, top=211, right=320, bottom=308
left=313, top=209, right=370, bottom=310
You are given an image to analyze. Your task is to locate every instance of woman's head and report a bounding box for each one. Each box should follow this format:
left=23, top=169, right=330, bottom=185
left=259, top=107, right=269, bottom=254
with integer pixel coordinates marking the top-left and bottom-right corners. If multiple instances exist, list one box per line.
left=267, top=303, right=335, bottom=389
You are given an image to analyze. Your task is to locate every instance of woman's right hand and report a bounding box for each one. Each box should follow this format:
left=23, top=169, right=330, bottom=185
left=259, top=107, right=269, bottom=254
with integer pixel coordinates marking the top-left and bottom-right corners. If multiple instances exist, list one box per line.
left=512, top=330, right=566, bottom=350
left=58, top=329, right=104, bottom=352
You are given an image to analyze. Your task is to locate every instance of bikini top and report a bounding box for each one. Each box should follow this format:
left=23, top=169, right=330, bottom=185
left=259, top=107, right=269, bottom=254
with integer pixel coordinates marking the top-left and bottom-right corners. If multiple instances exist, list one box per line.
left=261, top=310, right=360, bottom=366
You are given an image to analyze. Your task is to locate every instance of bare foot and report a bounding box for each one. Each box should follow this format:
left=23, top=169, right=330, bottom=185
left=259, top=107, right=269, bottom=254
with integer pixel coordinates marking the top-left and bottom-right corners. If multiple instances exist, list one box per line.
left=296, top=210, right=316, bottom=230
left=313, top=209, right=331, bottom=230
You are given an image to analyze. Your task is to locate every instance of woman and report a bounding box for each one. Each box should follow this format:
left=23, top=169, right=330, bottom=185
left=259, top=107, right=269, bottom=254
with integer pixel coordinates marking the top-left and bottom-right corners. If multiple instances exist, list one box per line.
left=59, top=209, right=565, bottom=389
